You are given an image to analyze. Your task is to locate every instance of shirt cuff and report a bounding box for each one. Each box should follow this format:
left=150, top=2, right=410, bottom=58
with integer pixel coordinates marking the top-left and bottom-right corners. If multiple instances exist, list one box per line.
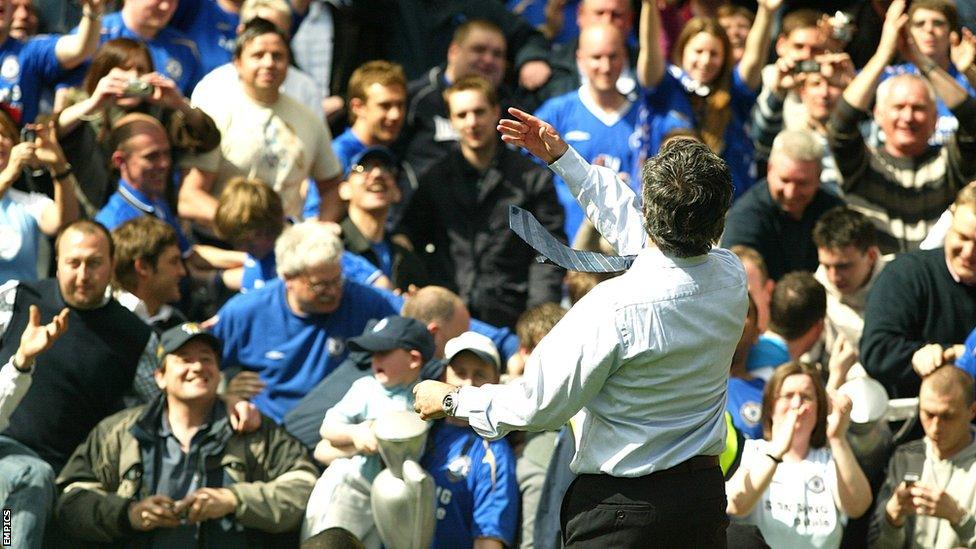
left=1, top=357, right=32, bottom=378
left=455, top=385, right=498, bottom=439
left=548, top=146, right=587, bottom=187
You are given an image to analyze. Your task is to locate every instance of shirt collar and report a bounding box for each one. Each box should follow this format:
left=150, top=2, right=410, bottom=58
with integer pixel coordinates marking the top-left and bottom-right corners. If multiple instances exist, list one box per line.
left=631, top=246, right=709, bottom=270
left=118, top=179, right=157, bottom=215
left=114, top=289, right=176, bottom=324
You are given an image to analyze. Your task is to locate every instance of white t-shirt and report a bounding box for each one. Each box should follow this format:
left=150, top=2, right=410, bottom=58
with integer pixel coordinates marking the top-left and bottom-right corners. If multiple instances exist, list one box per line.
left=188, top=83, right=341, bottom=218
left=734, top=438, right=845, bottom=549
left=191, top=63, right=324, bottom=117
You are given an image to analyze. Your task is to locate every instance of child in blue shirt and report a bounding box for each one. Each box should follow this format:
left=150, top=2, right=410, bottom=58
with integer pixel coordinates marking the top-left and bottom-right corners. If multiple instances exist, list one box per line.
left=303, top=315, right=434, bottom=544
left=213, top=176, right=392, bottom=292
left=422, top=332, right=519, bottom=549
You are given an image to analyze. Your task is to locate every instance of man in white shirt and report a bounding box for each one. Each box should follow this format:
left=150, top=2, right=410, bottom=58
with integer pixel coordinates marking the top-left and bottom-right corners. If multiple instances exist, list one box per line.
left=111, top=216, right=188, bottom=333
left=415, top=109, right=748, bottom=546
left=191, top=0, right=325, bottom=117
left=179, top=17, right=342, bottom=227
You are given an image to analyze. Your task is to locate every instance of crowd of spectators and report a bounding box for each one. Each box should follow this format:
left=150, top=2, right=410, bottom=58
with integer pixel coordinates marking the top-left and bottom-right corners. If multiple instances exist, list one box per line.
left=1, top=0, right=976, bottom=547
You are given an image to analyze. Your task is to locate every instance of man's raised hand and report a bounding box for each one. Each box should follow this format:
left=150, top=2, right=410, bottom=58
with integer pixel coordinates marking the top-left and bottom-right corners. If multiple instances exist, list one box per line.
left=497, top=108, right=569, bottom=164
left=14, top=306, right=68, bottom=372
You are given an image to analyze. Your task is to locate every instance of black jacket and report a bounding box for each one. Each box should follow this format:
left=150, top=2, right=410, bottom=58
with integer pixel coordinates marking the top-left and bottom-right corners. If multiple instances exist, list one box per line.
left=340, top=216, right=429, bottom=292
left=399, top=143, right=566, bottom=328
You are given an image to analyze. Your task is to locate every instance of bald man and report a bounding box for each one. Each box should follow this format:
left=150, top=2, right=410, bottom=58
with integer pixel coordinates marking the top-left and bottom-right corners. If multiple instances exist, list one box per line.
left=534, top=23, right=642, bottom=241
left=95, top=114, right=191, bottom=255
left=538, top=0, right=638, bottom=101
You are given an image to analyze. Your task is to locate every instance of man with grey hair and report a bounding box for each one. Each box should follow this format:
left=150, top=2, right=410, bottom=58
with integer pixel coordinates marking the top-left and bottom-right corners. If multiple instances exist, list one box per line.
left=827, top=0, right=976, bottom=253
left=722, top=129, right=845, bottom=280
left=210, top=222, right=397, bottom=422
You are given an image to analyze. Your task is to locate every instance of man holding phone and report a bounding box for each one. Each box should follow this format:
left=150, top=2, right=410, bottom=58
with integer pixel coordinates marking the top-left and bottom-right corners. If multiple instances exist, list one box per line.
left=871, top=365, right=976, bottom=547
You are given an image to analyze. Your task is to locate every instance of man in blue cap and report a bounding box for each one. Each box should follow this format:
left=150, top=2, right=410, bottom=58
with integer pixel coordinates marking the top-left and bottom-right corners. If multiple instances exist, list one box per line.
left=339, top=146, right=428, bottom=292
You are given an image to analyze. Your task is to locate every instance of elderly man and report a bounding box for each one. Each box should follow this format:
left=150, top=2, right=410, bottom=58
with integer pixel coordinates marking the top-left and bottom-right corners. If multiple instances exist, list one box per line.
left=416, top=108, right=747, bottom=546
left=722, top=129, right=845, bottom=281
left=534, top=23, right=641, bottom=241
left=57, top=323, right=318, bottom=546
left=827, top=0, right=976, bottom=253
left=870, top=366, right=976, bottom=548
left=180, top=17, right=342, bottom=226
left=211, top=221, right=397, bottom=423
left=862, top=183, right=976, bottom=399
left=881, top=0, right=976, bottom=145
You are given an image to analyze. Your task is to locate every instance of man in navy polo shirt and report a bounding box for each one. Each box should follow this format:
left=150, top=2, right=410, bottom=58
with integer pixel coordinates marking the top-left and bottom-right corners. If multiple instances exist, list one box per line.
left=211, top=221, right=397, bottom=423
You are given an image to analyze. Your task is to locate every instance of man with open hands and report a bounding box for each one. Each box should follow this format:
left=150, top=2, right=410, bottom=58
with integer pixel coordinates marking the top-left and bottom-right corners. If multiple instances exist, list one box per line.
left=415, top=106, right=748, bottom=546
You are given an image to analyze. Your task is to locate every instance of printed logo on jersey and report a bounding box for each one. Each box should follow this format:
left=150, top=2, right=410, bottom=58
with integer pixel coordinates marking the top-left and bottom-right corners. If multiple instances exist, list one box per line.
left=807, top=475, right=825, bottom=494
left=446, top=454, right=472, bottom=482
left=0, top=226, right=22, bottom=260
left=740, top=401, right=761, bottom=427
left=564, top=130, right=591, bottom=142
left=0, top=55, right=19, bottom=82
left=166, top=58, right=184, bottom=81
left=327, top=336, right=346, bottom=357
left=433, top=116, right=459, bottom=142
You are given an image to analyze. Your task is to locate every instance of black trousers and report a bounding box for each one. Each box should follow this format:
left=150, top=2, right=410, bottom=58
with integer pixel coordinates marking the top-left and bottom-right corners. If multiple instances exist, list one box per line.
left=560, top=463, right=728, bottom=548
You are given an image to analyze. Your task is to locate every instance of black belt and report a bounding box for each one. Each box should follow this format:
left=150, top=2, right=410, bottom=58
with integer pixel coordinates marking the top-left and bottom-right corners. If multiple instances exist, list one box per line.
left=654, top=455, right=719, bottom=477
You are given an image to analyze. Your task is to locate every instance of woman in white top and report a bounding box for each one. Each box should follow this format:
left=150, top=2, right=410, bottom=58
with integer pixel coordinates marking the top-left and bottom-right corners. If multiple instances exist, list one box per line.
left=726, top=361, right=872, bottom=548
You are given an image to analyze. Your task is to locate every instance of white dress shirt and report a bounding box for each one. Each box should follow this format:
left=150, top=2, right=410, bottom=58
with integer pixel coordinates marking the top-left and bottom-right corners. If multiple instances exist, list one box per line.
left=455, top=146, right=748, bottom=477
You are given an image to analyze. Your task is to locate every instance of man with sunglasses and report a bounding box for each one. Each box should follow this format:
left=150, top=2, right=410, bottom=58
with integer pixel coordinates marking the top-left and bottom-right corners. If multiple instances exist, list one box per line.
left=210, top=221, right=397, bottom=423
left=338, top=147, right=428, bottom=293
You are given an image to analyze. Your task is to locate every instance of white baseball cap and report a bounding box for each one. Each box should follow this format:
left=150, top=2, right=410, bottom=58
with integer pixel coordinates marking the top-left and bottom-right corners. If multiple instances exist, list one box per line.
left=444, top=331, right=501, bottom=371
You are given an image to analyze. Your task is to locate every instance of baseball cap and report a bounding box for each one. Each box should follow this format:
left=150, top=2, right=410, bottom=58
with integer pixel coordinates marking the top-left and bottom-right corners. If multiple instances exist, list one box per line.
left=346, top=146, right=398, bottom=177
left=157, top=323, right=222, bottom=361
left=347, top=315, right=434, bottom=363
left=445, top=331, right=500, bottom=371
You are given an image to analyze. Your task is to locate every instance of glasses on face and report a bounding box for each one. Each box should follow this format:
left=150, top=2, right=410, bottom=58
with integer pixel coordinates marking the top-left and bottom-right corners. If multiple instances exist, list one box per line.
left=351, top=161, right=398, bottom=178
left=303, top=273, right=344, bottom=293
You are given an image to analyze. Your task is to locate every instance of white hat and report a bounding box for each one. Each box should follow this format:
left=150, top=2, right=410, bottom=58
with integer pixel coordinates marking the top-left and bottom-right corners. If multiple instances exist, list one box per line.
left=444, top=331, right=501, bottom=371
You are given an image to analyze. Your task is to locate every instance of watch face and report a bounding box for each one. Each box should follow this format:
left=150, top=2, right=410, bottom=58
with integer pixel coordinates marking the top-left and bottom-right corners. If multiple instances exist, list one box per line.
left=443, top=392, right=456, bottom=415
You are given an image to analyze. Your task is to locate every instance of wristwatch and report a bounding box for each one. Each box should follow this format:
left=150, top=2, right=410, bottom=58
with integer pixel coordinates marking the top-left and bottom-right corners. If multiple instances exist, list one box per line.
left=442, top=388, right=460, bottom=417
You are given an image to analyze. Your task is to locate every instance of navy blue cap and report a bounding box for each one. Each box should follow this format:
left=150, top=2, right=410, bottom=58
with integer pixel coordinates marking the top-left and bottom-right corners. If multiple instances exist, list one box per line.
left=346, top=146, right=398, bottom=176
left=157, top=323, right=222, bottom=362
left=347, top=315, right=434, bottom=363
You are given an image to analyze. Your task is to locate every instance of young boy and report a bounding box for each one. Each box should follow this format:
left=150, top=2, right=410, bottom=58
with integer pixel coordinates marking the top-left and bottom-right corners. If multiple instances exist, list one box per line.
left=304, top=315, right=434, bottom=545
left=422, top=332, right=518, bottom=549
left=213, top=177, right=391, bottom=292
